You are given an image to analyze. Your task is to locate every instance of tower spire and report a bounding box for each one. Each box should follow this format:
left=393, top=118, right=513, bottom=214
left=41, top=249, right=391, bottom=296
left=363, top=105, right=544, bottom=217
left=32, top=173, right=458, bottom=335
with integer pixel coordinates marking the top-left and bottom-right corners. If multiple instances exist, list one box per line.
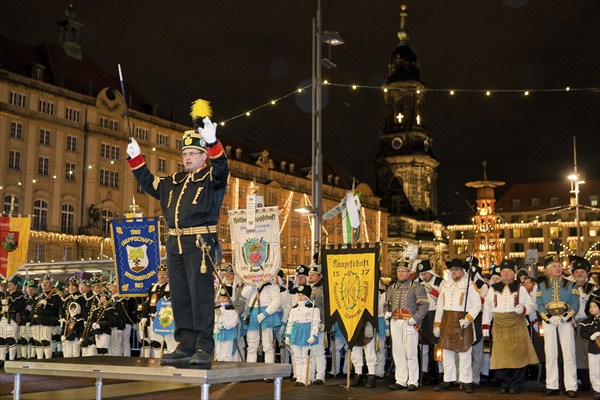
left=482, top=160, right=488, bottom=181
left=397, top=4, right=409, bottom=45
left=57, top=3, right=83, bottom=60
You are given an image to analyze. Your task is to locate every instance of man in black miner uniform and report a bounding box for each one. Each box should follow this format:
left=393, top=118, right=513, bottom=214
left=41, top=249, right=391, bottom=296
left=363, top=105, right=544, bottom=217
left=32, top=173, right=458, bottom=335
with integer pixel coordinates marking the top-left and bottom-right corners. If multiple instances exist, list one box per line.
left=127, top=99, right=228, bottom=365
left=140, top=264, right=174, bottom=358
left=0, top=275, right=27, bottom=362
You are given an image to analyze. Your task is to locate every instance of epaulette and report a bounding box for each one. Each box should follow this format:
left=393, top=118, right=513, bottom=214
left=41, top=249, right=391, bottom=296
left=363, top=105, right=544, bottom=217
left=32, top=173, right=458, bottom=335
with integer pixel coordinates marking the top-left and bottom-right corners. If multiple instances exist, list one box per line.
left=434, top=276, right=444, bottom=286
left=474, top=280, right=485, bottom=290
left=279, top=286, right=287, bottom=293
left=224, top=304, right=235, bottom=310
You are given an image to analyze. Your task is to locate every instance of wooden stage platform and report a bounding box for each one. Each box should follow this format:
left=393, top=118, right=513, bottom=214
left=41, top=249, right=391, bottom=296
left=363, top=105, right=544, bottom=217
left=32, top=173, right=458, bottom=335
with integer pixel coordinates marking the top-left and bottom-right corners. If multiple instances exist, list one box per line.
left=4, top=356, right=291, bottom=400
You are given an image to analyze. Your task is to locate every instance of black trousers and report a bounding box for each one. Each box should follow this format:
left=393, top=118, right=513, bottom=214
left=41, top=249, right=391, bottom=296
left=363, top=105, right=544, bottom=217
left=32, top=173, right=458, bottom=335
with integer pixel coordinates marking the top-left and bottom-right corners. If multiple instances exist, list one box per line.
left=167, top=234, right=218, bottom=354
left=496, top=367, right=527, bottom=391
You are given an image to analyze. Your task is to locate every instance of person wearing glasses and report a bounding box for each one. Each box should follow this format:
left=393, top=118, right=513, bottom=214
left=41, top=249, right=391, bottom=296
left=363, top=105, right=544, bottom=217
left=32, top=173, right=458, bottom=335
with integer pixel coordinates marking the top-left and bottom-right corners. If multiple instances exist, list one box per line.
left=126, top=100, right=229, bottom=366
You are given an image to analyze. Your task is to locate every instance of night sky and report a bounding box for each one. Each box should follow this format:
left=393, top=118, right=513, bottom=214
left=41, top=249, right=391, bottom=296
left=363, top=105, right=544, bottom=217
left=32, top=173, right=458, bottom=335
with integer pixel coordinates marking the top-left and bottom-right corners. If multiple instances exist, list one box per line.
left=1, top=0, right=599, bottom=224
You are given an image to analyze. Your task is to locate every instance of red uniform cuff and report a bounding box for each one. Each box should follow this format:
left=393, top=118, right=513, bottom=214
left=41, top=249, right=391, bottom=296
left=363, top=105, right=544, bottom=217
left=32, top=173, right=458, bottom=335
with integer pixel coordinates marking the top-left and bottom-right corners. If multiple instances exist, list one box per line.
left=206, top=140, right=224, bottom=158
left=127, top=154, right=145, bottom=170
left=482, top=324, right=491, bottom=330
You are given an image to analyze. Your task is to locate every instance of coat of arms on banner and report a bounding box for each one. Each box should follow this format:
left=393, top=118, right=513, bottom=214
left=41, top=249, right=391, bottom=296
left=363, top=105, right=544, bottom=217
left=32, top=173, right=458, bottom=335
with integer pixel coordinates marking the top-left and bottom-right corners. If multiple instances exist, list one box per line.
left=242, top=238, right=269, bottom=272
left=127, top=244, right=149, bottom=273
left=1, top=231, right=18, bottom=253
left=153, top=298, right=175, bottom=336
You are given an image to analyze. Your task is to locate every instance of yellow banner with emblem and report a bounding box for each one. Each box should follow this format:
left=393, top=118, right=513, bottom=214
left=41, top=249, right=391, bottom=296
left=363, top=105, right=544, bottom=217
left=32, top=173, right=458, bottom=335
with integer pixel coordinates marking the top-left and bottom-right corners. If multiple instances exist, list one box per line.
left=322, top=244, right=379, bottom=348
left=0, top=216, right=31, bottom=279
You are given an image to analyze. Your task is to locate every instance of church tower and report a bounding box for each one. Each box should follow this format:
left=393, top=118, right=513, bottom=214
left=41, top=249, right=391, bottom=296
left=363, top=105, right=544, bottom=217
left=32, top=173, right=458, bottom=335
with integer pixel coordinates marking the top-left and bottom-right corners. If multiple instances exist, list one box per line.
left=57, top=3, right=83, bottom=60
left=375, top=5, right=444, bottom=268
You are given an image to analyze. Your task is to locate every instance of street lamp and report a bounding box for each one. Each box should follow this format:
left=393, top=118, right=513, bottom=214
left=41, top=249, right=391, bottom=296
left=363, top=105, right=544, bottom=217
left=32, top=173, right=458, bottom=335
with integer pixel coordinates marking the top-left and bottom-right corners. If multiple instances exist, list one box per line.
left=312, top=0, right=344, bottom=261
left=568, top=136, right=585, bottom=256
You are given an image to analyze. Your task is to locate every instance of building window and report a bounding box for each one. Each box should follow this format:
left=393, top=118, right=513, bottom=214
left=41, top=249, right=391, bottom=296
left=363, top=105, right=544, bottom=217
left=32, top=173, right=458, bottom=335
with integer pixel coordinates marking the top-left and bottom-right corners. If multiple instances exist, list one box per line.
left=239, top=186, right=246, bottom=199
left=33, top=199, right=48, bottom=230
left=34, top=244, right=45, bottom=262
left=9, top=92, right=26, bottom=108
left=8, top=150, right=21, bottom=170
left=101, top=209, right=114, bottom=236
left=66, top=135, right=77, bottom=152
left=590, top=228, right=598, bottom=237
left=61, top=203, right=75, bottom=234
left=221, top=202, right=230, bottom=216
left=135, top=127, right=149, bottom=141
left=39, top=128, right=51, bottom=145
left=100, top=116, right=119, bottom=130
left=157, top=133, right=169, bottom=147
left=65, top=107, right=80, bottom=122
left=590, top=195, right=599, bottom=207
left=38, top=157, right=50, bottom=176
left=511, top=229, right=523, bottom=239
left=62, top=246, right=73, bottom=261
left=512, top=199, right=521, bottom=210
left=550, top=197, right=559, bottom=207
left=158, top=158, right=167, bottom=173
left=10, top=122, right=23, bottom=139
left=219, top=223, right=230, bottom=238
left=3, top=195, right=19, bottom=215
left=38, top=99, right=54, bottom=115
left=100, top=169, right=120, bottom=188
left=175, top=138, right=182, bottom=150
left=101, top=144, right=121, bottom=160
left=531, top=198, right=540, bottom=208
left=549, top=227, right=561, bottom=238
left=65, top=162, right=76, bottom=181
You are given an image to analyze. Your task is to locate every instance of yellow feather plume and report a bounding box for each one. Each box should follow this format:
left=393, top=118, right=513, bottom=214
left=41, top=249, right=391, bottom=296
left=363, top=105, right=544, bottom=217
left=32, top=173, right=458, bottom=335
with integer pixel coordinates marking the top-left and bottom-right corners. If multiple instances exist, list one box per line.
left=190, top=99, right=213, bottom=119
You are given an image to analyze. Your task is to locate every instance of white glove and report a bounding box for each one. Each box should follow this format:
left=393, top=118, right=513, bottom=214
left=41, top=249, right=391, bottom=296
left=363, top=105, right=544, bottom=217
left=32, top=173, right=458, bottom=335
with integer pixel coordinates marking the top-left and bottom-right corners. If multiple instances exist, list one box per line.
left=213, top=325, right=220, bottom=334
left=38, top=299, right=47, bottom=307
left=78, top=339, right=84, bottom=345
left=198, top=117, right=217, bottom=144
left=284, top=337, right=291, bottom=346
left=319, top=323, right=325, bottom=332
left=127, top=138, right=141, bottom=158
left=59, top=318, right=66, bottom=325
left=1, top=299, right=7, bottom=305
left=92, top=323, right=100, bottom=330
left=549, top=316, right=562, bottom=326
left=514, top=304, right=524, bottom=315
left=257, top=313, right=266, bottom=324
left=407, top=317, right=417, bottom=326
left=1, top=305, right=8, bottom=312
left=483, top=328, right=490, bottom=337
left=61, top=335, right=67, bottom=342
left=384, top=311, right=392, bottom=320
left=306, top=336, right=316, bottom=345
left=591, top=332, right=600, bottom=341
left=365, top=324, right=374, bottom=338
left=459, top=318, right=470, bottom=329
left=433, top=327, right=440, bottom=338
left=140, top=317, right=148, bottom=327
left=26, top=322, right=31, bottom=327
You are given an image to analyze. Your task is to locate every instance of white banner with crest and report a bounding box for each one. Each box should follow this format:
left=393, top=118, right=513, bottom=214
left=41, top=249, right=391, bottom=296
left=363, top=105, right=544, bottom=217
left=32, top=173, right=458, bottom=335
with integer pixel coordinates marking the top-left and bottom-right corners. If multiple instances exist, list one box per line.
left=228, top=206, right=281, bottom=287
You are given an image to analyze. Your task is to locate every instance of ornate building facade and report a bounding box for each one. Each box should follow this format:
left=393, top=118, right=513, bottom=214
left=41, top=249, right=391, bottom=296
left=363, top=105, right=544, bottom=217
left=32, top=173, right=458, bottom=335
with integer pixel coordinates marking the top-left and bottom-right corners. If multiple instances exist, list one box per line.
left=375, top=6, right=446, bottom=272
left=0, top=5, right=388, bottom=277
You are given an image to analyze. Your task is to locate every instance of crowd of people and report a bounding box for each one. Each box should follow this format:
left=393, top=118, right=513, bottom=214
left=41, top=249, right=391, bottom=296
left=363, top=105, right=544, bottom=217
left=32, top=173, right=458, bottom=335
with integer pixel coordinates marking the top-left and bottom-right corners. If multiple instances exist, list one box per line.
left=0, top=253, right=599, bottom=398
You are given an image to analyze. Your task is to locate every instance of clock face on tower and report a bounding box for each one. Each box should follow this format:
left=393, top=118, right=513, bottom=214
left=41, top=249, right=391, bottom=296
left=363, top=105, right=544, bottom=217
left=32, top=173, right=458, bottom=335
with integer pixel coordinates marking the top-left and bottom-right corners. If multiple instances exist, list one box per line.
left=391, top=137, right=403, bottom=150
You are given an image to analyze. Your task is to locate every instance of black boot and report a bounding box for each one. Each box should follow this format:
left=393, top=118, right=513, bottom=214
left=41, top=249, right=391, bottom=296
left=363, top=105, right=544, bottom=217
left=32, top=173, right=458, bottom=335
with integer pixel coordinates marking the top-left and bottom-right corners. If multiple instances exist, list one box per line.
left=350, top=374, right=363, bottom=387
left=365, top=374, right=376, bottom=388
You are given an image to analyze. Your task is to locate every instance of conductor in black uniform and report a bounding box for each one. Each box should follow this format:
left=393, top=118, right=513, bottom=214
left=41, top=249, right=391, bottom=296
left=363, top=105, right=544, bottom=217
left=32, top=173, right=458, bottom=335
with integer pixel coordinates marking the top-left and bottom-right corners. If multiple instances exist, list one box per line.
left=127, top=100, right=228, bottom=366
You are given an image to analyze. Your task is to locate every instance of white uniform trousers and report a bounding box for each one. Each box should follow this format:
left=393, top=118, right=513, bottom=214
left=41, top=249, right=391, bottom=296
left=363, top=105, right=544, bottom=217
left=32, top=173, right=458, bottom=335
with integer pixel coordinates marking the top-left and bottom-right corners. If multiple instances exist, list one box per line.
left=471, top=339, right=484, bottom=384
left=351, top=338, right=377, bottom=375
left=122, top=324, right=132, bottom=357
left=62, top=339, right=80, bottom=358
left=0, top=318, right=19, bottom=361
left=215, top=339, right=235, bottom=361
left=311, top=331, right=326, bottom=381
left=542, top=320, right=577, bottom=391
left=109, top=327, right=123, bottom=356
left=247, top=327, right=275, bottom=363
left=589, top=353, right=600, bottom=393
left=328, top=334, right=348, bottom=375
left=442, top=347, right=473, bottom=384
left=291, top=344, right=315, bottom=385
left=95, top=333, right=110, bottom=354
left=390, top=319, right=420, bottom=386
left=375, top=334, right=386, bottom=377
left=20, top=325, right=33, bottom=359
left=31, top=325, right=54, bottom=359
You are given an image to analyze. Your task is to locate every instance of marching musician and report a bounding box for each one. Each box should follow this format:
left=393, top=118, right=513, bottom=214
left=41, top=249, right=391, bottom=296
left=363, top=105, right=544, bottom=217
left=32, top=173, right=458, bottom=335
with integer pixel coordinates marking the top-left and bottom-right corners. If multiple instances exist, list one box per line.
left=386, top=257, right=429, bottom=391
left=482, top=259, right=538, bottom=394
left=31, top=274, right=61, bottom=359
left=0, top=275, right=26, bottom=362
left=433, top=258, right=481, bottom=393
left=140, top=264, right=175, bottom=357
left=536, top=254, right=580, bottom=398
left=579, top=293, right=600, bottom=400
left=61, top=302, right=84, bottom=357
left=307, top=264, right=326, bottom=385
